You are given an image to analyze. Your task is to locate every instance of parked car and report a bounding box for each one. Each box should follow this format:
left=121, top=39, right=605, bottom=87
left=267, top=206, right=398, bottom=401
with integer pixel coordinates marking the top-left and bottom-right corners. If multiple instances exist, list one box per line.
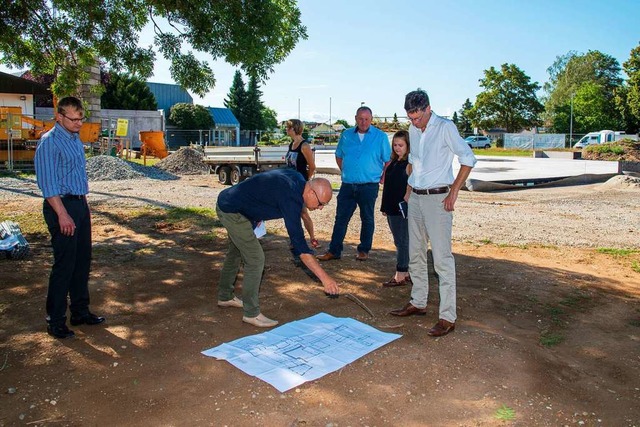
left=464, top=135, right=492, bottom=149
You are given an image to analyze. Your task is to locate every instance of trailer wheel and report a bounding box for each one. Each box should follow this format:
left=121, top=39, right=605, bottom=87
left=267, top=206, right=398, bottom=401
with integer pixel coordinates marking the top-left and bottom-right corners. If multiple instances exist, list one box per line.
left=230, top=168, right=242, bottom=185
left=218, top=166, right=231, bottom=185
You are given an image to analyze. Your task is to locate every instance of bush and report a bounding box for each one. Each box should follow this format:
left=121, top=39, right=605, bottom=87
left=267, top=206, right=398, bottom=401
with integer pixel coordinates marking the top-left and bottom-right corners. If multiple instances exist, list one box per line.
left=495, top=137, right=504, bottom=148
left=586, top=144, right=625, bottom=156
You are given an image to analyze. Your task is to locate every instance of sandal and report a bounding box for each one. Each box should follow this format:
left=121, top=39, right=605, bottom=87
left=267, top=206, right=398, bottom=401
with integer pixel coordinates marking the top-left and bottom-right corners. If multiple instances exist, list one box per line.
left=310, top=239, right=321, bottom=248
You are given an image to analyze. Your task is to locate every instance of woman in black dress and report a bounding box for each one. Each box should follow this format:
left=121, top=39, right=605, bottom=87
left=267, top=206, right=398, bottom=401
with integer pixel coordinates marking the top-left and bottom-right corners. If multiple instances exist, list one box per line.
left=285, top=119, right=321, bottom=248
left=380, top=130, right=411, bottom=286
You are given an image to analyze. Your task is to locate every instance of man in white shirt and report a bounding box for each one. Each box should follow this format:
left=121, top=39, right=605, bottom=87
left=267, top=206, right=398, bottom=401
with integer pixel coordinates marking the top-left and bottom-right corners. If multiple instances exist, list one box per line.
left=389, top=89, right=477, bottom=337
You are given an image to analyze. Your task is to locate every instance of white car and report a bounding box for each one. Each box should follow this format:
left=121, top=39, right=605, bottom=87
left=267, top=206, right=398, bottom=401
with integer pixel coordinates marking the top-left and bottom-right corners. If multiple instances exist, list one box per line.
left=464, top=135, right=492, bottom=149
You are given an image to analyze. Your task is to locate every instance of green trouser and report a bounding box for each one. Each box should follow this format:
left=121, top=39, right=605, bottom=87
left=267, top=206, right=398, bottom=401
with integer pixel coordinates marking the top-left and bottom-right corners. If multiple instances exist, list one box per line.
left=215, top=204, right=264, bottom=317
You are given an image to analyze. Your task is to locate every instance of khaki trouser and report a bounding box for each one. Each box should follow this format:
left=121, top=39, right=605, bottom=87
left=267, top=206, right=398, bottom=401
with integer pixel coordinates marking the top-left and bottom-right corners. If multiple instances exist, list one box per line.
left=407, top=192, right=457, bottom=323
left=215, top=204, right=265, bottom=317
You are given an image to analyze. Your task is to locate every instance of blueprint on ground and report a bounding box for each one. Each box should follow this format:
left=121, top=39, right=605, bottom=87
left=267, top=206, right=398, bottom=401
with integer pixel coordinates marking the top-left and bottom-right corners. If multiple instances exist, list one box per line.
left=202, top=312, right=402, bottom=392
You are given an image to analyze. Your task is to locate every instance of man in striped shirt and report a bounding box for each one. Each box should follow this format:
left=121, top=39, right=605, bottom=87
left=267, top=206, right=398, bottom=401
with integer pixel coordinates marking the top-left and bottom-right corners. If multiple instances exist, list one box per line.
left=34, top=96, right=105, bottom=339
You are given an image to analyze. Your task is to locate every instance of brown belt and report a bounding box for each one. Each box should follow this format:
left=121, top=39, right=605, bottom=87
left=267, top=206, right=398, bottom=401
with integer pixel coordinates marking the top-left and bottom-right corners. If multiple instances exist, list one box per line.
left=412, top=186, right=450, bottom=195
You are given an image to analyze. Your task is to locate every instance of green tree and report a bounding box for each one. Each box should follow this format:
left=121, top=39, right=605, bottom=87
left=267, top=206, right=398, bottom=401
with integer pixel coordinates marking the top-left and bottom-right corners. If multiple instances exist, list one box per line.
left=544, top=50, right=623, bottom=132
left=572, top=82, right=622, bottom=132
left=224, top=70, right=248, bottom=127
left=168, top=103, right=214, bottom=129
left=335, top=119, right=350, bottom=128
left=261, top=107, right=278, bottom=130
left=244, top=75, right=266, bottom=130
left=621, top=42, right=640, bottom=132
left=0, top=1, right=307, bottom=98
left=470, top=64, right=543, bottom=132
left=451, top=111, right=459, bottom=127
left=101, top=73, right=157, bottom=110
left=458, top=98, right=474, bottom=134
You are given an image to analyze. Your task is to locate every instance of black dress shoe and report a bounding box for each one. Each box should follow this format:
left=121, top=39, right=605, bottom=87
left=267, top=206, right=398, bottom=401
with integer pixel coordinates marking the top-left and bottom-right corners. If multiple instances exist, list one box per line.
left=70, top=313, right=106, bottom=326
left=47, top=324, right=75, bottom=339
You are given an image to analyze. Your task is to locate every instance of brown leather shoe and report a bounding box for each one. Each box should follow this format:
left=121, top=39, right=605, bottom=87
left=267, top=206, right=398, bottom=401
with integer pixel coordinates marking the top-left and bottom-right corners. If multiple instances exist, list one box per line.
left=355, top=252, right=368, bottom=261
left=389, top=302, right=427, bottom=317
left=427, top=319, right=455, bottom=337
left=382, top=277, right=408, bottom=287
left=317, top=252, right=340, bottom=261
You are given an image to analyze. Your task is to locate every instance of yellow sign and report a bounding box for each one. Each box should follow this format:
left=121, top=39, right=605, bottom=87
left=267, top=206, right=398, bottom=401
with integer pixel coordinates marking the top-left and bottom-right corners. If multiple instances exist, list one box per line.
left=115, top=119, right=129, bottom=137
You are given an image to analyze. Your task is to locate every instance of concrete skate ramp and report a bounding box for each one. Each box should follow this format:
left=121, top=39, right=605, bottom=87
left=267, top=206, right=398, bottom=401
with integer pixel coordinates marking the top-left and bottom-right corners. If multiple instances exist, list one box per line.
left=465, top=173, right=618, bottom=192
left=313, top=148, right=622, bottom=192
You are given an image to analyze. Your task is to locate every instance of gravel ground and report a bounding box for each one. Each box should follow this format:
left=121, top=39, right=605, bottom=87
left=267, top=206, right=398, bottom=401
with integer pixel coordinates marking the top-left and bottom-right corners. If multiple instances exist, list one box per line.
left=2, top=169, right=639, bottom=249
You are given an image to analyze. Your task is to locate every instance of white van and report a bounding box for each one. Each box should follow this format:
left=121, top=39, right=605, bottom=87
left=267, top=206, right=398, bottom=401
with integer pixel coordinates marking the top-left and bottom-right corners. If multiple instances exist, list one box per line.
left=574, top=130, right=639, bottom=149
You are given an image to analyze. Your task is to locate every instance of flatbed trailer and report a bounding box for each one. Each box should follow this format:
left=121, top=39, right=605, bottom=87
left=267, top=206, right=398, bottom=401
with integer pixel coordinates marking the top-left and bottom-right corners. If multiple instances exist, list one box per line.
left=202, top=145, right=289, bottom=185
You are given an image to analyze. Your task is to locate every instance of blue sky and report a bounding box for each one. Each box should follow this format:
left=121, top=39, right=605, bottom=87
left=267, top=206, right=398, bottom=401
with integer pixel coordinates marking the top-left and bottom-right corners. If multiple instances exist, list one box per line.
left=3, top=1, right=639, bottom=124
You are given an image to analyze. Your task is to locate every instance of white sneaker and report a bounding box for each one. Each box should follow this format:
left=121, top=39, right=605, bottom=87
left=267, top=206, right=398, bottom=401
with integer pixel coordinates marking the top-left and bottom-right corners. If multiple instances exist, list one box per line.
left=217, top=296, right=243, bottom=308
left=242, top=313, right=279, bottom=328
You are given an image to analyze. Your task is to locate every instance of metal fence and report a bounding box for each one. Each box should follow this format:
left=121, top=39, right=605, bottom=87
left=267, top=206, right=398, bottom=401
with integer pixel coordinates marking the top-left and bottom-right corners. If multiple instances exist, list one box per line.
left=504, top=133, right=566, bottom=150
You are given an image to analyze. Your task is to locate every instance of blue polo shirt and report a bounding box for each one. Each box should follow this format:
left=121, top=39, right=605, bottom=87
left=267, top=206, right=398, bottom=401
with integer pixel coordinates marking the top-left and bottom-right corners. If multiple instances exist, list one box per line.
left=34, top=123, right=89, bottom=198
left=217, top=168, right=311, bottom=255
left=335, top=126, right=391, bottom=184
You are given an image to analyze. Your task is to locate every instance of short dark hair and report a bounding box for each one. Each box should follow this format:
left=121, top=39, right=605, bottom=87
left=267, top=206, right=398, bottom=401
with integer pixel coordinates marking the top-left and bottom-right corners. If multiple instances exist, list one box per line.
left=356, top=106, right=372, bottom=116
left=404, top=90, right=430, bottom=114
left=57, top=96, right=83, bottom=114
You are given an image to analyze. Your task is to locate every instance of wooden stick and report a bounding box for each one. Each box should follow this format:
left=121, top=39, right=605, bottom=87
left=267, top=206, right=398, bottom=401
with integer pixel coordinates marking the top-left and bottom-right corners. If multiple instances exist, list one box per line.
left=344, top=293, right=374, bottom=318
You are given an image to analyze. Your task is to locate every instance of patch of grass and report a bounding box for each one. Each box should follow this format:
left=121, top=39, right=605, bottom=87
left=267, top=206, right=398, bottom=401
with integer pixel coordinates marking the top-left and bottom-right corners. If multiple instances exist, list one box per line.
left=596, top=247, right=638, bottom=256
left=0, top=170, right=35, bottom=178
left=479, top=238, right=493, bottom=245
left=478, top=148, right=531, bottom=157
left=545, top=305, right=566, bottom=327
left=632, top=261, right=640, bottom=274
left=165, top=207, right=220, bottom=227
left=494, top=405, right=516, bottom=421
left=629, top=318, right=640, bottom=327
left=559, top=290, right=591, bottom=308
left=0, top=211, right=48, bottom=235
left=540, top=331, right=564, bottom=347
left=127, top=206, right=221, bottom=229
left=330, top=182, right=341, bottom=191
left=126, top=157, right=161, bottom=167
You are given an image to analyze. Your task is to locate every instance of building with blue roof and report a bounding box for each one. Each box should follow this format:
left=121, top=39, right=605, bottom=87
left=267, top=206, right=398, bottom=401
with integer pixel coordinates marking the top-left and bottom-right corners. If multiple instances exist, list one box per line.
left=147, top=82, right=242, bottom=147
left=208, top=107, right=240, bottom=146
left=146, top=82, right=193, bottom=116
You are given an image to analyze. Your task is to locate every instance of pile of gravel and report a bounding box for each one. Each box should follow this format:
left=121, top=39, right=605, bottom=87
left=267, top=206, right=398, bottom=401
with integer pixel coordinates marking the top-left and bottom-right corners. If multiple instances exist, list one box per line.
left=86, top=155, right=177, bottom=181
left=154, top=147, right=210, bottom=175
left=600, top=174, right=640, bottom=189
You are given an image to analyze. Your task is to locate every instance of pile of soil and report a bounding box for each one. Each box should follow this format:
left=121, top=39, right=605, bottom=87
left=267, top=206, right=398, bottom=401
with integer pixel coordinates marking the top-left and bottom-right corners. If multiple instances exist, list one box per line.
left=582, top=139, right=640, bottom=161
left=154, top=147, right=210, bottom=175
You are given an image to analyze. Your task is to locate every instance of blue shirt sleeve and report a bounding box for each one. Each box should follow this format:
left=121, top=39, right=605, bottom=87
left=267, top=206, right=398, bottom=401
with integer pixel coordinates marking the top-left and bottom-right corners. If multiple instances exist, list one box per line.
left=34, top=136, right=61, bottom=198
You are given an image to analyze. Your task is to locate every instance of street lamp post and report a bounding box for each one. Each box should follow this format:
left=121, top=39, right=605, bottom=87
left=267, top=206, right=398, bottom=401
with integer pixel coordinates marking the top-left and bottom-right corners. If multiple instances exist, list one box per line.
left=569, top=94, right=574, bottom=148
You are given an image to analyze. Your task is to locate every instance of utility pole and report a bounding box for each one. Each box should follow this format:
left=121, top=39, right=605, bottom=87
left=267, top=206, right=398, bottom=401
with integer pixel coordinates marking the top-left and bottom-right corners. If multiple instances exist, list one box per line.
left=569, top=93, right=574, bottom=148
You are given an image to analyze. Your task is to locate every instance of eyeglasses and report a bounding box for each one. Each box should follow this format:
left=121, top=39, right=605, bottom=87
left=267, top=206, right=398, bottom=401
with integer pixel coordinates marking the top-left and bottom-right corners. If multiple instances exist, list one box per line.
left=407, top=109, right=427, bottom=124
left=311, top=188, right=328, bottom=206
left=61, top=113, right=86, bottom=123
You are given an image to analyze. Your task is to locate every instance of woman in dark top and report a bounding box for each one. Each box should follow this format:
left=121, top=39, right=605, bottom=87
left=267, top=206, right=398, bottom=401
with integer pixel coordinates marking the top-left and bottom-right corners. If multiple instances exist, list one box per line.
left=380, top=130, right=411, bottom=287
left=285, top=119, right=320, bottom=248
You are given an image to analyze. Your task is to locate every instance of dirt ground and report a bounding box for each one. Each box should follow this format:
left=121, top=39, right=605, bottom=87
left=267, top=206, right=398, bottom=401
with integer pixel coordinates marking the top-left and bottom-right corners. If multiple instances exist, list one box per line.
left=1, top=175, right=639, bottom=426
